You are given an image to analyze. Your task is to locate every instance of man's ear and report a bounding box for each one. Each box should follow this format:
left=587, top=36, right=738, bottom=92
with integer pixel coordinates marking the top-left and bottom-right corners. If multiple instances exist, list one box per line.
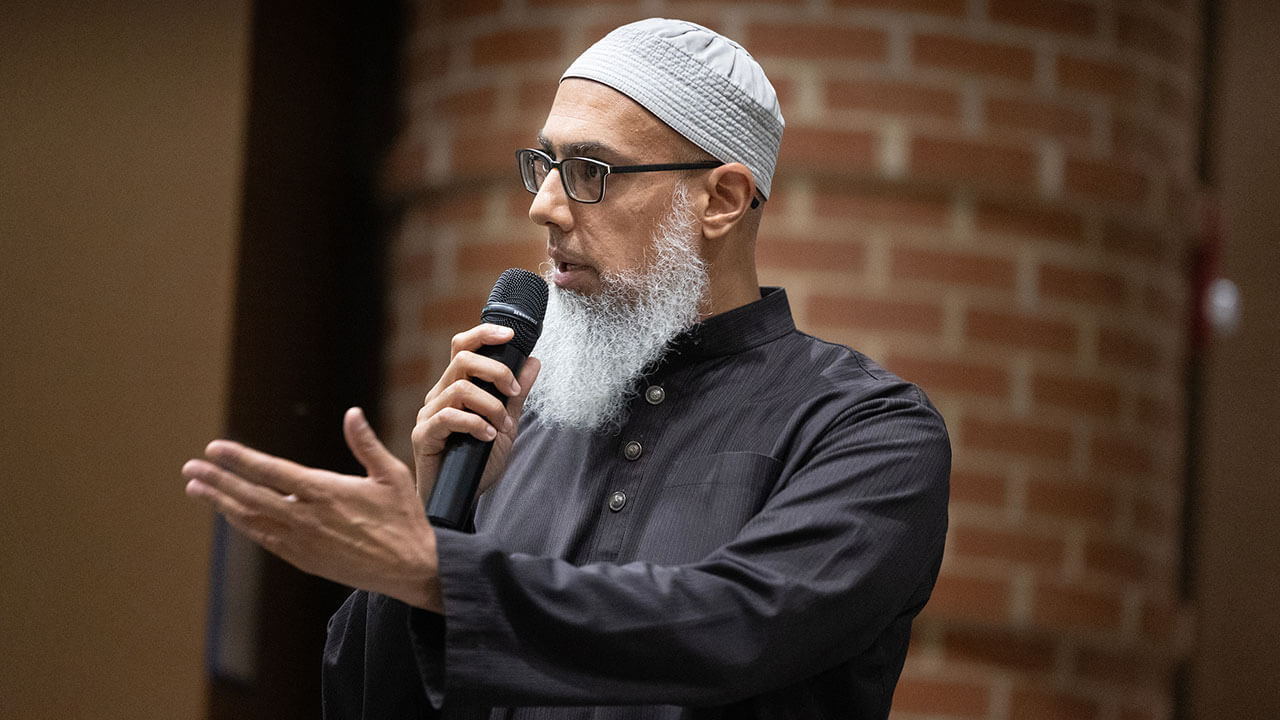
left=700, top=162, right=755, bottom=240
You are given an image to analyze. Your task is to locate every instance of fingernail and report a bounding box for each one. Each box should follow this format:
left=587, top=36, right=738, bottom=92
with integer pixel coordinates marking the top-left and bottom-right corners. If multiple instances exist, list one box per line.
left=510, top=380, right=521, bottom=395
left=485, top=425, right=497, bottom=440
left=504, top=415, right=515, bottom=432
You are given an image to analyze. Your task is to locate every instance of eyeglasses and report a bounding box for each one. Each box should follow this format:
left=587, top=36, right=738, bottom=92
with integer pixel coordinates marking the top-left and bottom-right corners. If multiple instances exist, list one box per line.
left=515, top=147, right=722, bottom=204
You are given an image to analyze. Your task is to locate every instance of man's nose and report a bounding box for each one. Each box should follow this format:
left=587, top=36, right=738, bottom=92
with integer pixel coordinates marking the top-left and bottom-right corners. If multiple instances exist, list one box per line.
left=528, top=169, right=573, bottom=229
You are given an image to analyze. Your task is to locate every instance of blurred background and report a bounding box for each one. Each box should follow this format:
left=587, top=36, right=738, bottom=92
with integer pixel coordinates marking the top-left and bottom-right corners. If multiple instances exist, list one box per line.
left=1, top=1, right=1275, bottom=718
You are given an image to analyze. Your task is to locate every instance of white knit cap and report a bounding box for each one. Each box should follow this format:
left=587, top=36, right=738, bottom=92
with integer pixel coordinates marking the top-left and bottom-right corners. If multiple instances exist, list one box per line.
left=561, top=18, right=785, bottom=199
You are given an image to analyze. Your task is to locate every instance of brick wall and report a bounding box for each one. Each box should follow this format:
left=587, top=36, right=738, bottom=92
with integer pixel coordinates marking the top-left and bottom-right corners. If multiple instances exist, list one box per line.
left=382, top=1, right=1201, bottom=718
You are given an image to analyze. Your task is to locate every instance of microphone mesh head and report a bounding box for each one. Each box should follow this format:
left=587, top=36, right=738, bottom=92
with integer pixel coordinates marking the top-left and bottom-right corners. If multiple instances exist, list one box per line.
left=483, top=268, right=548, bottom=355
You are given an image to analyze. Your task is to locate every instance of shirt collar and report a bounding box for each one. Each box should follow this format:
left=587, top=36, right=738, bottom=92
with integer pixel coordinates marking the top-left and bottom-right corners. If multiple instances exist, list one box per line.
left=666, top=287, right=795, bottom=361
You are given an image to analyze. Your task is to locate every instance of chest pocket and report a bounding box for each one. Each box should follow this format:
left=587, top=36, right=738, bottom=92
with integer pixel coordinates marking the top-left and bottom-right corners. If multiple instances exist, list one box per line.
left=632, top=451, right=782, bottom=565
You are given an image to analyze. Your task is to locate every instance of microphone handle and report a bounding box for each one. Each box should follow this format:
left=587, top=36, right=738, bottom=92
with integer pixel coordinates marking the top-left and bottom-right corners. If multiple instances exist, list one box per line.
left=425, top=342, right=529, bottom=530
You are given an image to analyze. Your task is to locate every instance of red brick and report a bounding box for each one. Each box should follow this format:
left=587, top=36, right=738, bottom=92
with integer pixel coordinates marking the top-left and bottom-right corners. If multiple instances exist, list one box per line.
left=1010, top=687, right=1102, bottom=720
left=1033, top=581, right=1124, bottom=632
left=404, top=45, right=447, bottom=88
left=910, top=135, right=1038, bottom=190
left=986, top=95, right=1093, bottom=141
left=1120, top=706, right=1160, bottom=720
left=913, top=33, right=1037, bottom=82
left=1102, top=217, right=1166, bottom=262
left=891, top=245, right=1018, bottom=290
left=975, top=199, right=1085, bottom=245
left=456, top=240, right=546, bottom=276
left=1118, top=9, right=1188, bottom=67
left=951, top=524, right=1067, bottom=569
left=421, top=294, right=486, bottom=331
left=1038, top=263, right=1128, bottom=308
left=748, top=23, right=888, bottom=62
left=1098, top=325, right=1162, bottom=371
left=1075, top=645, right=1168, bottom=688
left=814, top=186, right=951, bottom=227
left=393, top=249, right=435, bottom=283
left=942, top=626, right=1058, bottom=673
left=883, top=354, right=1010, bottom=398
left=893, top=675, right=991, bottom=718
left=1134, top=496, right=1174, bottom=537
left=966, top=307, right=1079, bottom=354
left=1090, top=433, right=1154, bottom=476
left=1140, top=280, right=1182, bottom=326
left=419, top=188, right=489, bottom=224
left=777, top=127, right=878, bottom=173
left=1140, top=598, right=1180, bottom=645
left=1031, top=372, right=1122, bottom=418
left=826, top=78, right=962, bottom=120
left=1057, top=55, right=1140, bottom=100
left=989, top=0, right=1098, bottom=36
left=1136, top=392, right=1177, bottom=430
left=517, top=79, right=560, bottom=114
left=1156, top=75, right=1193, bottom=121
left=1084, top=535, right=1149, bottom=582
left=388, top=357, right=432, bottom=390
left=1026, top=476, right=1117, bottom=525
left=1113, top=113, right=1171, bottom=164
left=808, top=295, right=945, bottom=335
left=528, top=0, right=634, bottom=6
left=451, top=127, right=541, bottom=179
left=441, top=0, right=501, bottom=19
left=1063, top=156, right=1149, bottom=205
left=382, top=137, right=427, bottom=196
left=830, top=0, right=966, bottom=17
left=962, top=416, right=1074, bottom=462
left=949, top=468, right=1009, bottom=509
left=929, top=571, right=1013, bottom=624
left=439, top=85, right=498, bottom=121
left=757, top=237, right=867, bottom=273
left=471, top=28, right=564, bottom=67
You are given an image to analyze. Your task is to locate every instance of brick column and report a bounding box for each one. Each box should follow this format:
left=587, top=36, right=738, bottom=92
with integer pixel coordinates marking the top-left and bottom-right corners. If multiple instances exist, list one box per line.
left=383, top=2, right=1200, bottom=718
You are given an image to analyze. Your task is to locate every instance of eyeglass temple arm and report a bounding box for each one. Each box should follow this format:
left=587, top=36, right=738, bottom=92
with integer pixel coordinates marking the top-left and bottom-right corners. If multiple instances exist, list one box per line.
left=606, top=161, right=723, bottom=174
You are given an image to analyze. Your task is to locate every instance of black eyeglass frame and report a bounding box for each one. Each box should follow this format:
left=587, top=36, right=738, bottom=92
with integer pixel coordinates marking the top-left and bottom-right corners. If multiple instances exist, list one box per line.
left=516, top=147, right=723, bottom=204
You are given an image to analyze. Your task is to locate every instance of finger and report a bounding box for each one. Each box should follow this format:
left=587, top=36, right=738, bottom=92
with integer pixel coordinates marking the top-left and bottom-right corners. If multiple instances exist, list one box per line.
left=418, top=406, right=500, bottom=447
left=450, top=323, right=515, bottom=359
left=183, top=458, right=294, bottom=522
left=436, top=378, right=513, bottom=430
left=506, top=356, right=542, bottom=426
left=451, top=349, right=521, bottom=397
left=204, top=440, right=313, bottom=496
left=343, top=407, right=407, bottom=483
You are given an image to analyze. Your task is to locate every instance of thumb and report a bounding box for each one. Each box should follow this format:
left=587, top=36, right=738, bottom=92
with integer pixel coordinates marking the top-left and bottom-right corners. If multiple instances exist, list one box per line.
left=343, top=407, right=404, bottom=483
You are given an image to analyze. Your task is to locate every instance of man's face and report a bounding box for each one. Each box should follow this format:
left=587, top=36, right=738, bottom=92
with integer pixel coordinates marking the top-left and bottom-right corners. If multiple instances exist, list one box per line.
left=529, top=78, right=703, bottom=296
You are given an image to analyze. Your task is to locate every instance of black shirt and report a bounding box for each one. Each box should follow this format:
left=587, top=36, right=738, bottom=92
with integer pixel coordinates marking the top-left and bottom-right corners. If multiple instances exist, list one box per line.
left=323, top=288, right=951, bottom=719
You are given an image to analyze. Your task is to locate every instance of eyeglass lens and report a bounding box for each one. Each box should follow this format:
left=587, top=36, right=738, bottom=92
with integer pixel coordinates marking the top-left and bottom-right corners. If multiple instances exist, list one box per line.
left=518, top=150, right=606, bottom=203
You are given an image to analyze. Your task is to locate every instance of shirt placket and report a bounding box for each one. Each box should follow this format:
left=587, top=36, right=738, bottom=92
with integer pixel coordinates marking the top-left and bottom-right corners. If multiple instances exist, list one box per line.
left=588, top=373, right=678, bottom=564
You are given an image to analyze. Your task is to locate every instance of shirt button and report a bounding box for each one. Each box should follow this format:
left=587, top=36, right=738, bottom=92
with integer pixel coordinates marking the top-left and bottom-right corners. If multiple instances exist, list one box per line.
left=623, top=440, right=643, bottom=461
left=608, top=491, right=627, bottom=512
left=645, top=385, right=666, bottom=405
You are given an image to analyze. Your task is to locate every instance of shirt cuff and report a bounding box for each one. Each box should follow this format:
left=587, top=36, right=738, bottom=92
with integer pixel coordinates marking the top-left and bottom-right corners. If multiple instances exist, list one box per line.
left=433, top=527, right=508, bottom=702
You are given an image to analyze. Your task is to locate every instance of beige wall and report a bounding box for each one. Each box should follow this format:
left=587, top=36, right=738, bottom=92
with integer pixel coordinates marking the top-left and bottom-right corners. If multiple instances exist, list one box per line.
left=0, top=2, right=249, bottom=718
left=1194, top=1, right=1280, bottom=717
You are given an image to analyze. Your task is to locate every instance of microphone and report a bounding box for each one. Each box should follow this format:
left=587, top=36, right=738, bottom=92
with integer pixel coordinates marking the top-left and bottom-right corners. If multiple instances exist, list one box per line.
left=426, top=268, right=548, bottom=530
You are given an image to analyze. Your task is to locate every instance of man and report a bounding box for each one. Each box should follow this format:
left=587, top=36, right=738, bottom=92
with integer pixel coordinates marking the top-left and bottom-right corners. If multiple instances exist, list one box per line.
left=183, top=18, right=950, bottom=718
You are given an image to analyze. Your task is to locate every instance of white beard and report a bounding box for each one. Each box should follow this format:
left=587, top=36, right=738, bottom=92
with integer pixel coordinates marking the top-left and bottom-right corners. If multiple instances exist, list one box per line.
left=525, top=186, right=708, bottom=432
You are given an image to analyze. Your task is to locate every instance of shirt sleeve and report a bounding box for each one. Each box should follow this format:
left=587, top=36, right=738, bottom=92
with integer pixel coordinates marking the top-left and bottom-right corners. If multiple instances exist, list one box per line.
left=420, top=386, right=950, bottom=708
left=322, top=588, right=444, bottom=718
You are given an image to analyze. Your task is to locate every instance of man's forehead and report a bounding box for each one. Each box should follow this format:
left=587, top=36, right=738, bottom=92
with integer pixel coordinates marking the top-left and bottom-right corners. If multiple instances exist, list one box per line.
left=537, top=78, right=679, bottom=158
